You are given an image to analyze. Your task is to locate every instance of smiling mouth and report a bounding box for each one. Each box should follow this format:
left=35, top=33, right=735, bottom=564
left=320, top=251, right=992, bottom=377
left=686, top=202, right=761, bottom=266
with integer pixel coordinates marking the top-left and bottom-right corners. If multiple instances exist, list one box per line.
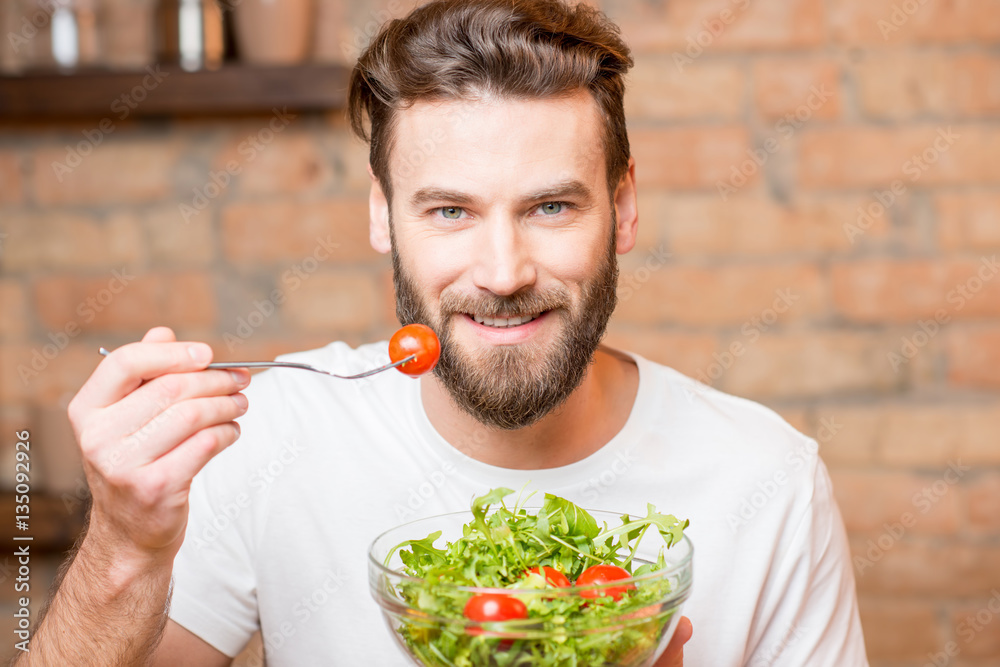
left=470, top=312, right=543, bottom=328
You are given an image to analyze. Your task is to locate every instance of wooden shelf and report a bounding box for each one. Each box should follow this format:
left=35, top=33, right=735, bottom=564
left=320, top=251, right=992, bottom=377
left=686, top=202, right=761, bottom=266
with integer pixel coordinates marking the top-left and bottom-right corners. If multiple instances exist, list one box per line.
left=0, top=63, right=350, bottom=119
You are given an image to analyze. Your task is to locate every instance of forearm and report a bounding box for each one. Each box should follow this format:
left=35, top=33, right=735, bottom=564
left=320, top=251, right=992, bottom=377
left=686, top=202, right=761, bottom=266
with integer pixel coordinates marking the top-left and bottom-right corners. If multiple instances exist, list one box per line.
left=13, top=532, right=173, bottom=667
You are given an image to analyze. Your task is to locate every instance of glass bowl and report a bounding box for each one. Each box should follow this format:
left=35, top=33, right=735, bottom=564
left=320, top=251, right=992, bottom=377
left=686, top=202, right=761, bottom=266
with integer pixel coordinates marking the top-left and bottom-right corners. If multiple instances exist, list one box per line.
left=369, top=509, right=694, bottom=667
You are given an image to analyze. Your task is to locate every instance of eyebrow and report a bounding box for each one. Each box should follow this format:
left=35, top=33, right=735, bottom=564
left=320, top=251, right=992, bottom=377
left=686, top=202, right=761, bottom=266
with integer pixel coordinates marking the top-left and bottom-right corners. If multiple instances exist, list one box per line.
left=407, top=179, right=596, bottom=210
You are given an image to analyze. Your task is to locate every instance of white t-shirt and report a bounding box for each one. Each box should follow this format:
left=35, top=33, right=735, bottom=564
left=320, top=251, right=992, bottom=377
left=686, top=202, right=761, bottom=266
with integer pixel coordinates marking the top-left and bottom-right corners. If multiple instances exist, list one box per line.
left=170, top=342, right=868, bottom=666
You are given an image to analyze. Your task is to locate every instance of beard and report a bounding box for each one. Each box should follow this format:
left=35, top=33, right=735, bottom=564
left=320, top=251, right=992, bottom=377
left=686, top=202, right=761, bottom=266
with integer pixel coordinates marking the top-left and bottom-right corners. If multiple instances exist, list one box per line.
left=391, top=221, right=620, bottom=431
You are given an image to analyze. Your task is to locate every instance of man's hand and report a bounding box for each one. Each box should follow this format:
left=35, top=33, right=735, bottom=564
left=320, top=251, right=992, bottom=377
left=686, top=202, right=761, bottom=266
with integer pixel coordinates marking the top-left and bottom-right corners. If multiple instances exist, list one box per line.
left=68, top=326, right=249, bottom=564
left=653, top=616, right=693, bottom=667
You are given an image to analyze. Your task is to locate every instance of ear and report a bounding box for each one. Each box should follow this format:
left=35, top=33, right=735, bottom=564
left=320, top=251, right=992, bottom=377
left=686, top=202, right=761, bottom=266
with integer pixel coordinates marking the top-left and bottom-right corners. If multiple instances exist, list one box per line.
left=613, top=156, right=638, bottom=254
left=368, top=163, right=391, bottom=254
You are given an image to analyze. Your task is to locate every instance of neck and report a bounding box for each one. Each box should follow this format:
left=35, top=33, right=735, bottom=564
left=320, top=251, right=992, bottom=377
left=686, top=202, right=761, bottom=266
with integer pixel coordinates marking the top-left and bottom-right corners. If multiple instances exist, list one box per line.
left=421, top=346, right=639, bottom=469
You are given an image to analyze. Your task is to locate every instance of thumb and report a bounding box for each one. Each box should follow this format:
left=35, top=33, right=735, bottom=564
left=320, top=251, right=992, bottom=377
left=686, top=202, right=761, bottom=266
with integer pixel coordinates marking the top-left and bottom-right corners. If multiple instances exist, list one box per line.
left=655, top=616, right=692, bottom=667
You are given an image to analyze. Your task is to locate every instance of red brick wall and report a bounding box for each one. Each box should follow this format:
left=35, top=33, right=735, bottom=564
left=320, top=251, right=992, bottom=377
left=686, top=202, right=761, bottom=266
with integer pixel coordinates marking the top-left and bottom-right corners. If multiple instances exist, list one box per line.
left=2, top=0, right=999, bottom=664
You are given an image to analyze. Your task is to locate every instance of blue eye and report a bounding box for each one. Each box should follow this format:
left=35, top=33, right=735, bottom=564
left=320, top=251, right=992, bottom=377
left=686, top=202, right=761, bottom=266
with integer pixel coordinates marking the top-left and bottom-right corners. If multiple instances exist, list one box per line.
left=539, top=202, right=564, bottom=215
left=440, top=207, right=463, bottom=219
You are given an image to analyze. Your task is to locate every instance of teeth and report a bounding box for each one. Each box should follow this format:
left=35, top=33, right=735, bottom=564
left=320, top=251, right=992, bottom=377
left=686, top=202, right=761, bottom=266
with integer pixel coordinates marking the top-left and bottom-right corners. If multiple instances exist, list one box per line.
left=472, top=312, right=540, bottom=328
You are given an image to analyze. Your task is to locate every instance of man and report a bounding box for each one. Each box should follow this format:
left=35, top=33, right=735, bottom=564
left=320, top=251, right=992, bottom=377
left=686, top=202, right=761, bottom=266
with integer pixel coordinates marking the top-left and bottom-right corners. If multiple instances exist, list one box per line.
left=19, top=0, right=867, bottom=665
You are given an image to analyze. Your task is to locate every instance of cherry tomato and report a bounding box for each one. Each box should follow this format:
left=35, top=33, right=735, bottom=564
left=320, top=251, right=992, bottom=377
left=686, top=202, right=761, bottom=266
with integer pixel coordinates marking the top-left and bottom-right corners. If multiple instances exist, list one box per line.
left=389, top=324, right=440, bottom=377
left=575, top=564, right=636, bottom=601
left=525, top=566, right=571, bottom=588
left=463, top=593, right=528, bottom=624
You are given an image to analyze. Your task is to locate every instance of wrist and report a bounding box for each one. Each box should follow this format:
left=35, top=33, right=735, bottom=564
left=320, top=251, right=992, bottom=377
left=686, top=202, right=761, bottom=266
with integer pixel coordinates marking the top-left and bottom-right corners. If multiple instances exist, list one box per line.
left=76, top=524, right=175, bottom=602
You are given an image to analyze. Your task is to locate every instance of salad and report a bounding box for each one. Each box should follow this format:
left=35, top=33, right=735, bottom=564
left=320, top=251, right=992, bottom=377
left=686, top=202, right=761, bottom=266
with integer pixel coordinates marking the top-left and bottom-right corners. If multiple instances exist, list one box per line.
left=382, top=488, right=690, bottom=667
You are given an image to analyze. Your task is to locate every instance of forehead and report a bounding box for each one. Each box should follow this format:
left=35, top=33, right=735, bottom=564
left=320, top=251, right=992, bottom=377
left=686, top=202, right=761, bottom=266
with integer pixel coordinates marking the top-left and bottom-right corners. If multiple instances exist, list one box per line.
left=388, top=90, right=607, bottom=204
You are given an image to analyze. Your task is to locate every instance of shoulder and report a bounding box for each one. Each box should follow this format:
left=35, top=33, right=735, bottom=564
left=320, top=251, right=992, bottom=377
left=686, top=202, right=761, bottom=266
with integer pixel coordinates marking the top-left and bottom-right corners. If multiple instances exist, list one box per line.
left=632, top=351, right=817, bottom=471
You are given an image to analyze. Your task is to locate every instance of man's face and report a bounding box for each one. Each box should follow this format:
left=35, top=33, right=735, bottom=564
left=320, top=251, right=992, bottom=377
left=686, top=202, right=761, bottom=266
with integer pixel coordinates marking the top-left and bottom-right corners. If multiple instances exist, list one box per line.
left=369, top=91, right=635, bottom=430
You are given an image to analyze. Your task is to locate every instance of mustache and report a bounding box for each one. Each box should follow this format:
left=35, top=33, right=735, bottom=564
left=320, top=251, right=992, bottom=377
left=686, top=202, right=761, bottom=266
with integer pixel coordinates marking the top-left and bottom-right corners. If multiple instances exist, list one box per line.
left=439, top=288, right=570, bottom=318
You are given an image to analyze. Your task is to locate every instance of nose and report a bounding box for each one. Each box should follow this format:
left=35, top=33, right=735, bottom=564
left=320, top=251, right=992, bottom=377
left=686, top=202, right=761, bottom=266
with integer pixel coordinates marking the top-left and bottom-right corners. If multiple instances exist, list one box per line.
left=469, top=217, right=537, bottom=296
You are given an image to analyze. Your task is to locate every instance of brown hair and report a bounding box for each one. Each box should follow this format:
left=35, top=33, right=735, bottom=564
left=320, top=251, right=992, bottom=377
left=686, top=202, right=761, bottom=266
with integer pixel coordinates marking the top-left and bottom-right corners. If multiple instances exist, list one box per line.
left=348, top=0, right=634, bottom=206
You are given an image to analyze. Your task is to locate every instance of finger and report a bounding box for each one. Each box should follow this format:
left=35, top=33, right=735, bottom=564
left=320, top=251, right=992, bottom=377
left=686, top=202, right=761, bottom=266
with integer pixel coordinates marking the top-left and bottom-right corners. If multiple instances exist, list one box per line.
left=107, top=368, right=251, bottom=436
left=654, top=616, right=692, bottom=667
left=73, top=340, right=215, bottom=412
left=142, top=326, right=177, bottom=344
left=153, top=420, right=242, bottom=483
left=100, top=393, right=248, bottom=471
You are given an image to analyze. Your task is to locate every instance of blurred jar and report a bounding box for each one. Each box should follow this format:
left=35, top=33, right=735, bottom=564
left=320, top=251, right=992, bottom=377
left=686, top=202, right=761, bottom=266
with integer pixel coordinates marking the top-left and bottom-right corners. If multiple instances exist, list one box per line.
left=233, top=0, right=313, bottom=65
left=11, top=0, right=100, bottom=72
left=98, top=0, right=156, bottom=70
left=157, top=0, right=224, bottom=71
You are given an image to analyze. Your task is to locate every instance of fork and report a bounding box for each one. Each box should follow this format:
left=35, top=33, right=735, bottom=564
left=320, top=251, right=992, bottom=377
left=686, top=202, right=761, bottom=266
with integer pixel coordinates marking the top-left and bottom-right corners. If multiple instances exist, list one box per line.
left=97, top=348, right=415, bottom=380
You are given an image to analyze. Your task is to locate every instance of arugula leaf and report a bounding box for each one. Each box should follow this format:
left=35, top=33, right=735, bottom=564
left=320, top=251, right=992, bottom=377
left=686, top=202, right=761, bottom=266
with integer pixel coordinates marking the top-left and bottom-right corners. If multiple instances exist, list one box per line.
left=541, top=493, right=599, bottom=539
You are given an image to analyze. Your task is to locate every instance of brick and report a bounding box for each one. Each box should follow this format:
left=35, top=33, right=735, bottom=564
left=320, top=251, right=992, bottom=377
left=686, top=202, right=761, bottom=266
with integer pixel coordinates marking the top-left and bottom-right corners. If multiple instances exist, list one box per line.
left=610, top=0, right=826, bottom=53
left=829, top=0, right=1000, bottom=44
left=0, top=342, right=100, bottom=403
left=937, top=191, right=1000, bottom=252
left=962, top=406, right=1000, bottom=465
left=798, top=125, right=1000, bottom=189
left=830, top=470, right=959, bottom=536
left=128, top=208, right=215, bottom=266
left=602, top=326, right=717, bottom=380
left=629, top=126, right=754, bottom=190
left=811, top=406, right=879, bottom=466
left=753, top=58, right=841, bottom=121
left=214, top=131, right=333, bottom=195
left=875, top=405, right=968, bottom=467
left=645, top=194, right=887, bottom=257
left=721, top=331, right=898, bottom=399
left=33, top=271, right=217, bottom=334
left=963, top=473, right=1000, bottom=536
left=0, top=280, right=27, bottom=339
left=951, top=593, right=1000, bottom=657
left=281, top=271, right=379, bottom=333
left=221, top=199, right=378, bottom=264
left=854, top=52, right=1000, bottom=119
left=857, top=598, right=945, bottom=660
left=852, top=540, right=1000, bottom=596
left=615, top=263, right=826, bottom=327
left=32, top=140, right=179, bottom=205
left=0, top=151, right=22, bottom=204
left=625, top=58, right=744, bottom=121
left=0, top=211, right=144, bottom=272
left=832, top=259, right=1000, bottom=323
left=947, top=326, right=1000, bottom=390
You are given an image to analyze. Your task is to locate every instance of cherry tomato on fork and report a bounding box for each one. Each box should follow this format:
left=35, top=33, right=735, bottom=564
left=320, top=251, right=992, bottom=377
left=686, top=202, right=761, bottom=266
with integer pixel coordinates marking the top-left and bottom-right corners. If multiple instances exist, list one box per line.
left=389, top=324, right=441, bottom=377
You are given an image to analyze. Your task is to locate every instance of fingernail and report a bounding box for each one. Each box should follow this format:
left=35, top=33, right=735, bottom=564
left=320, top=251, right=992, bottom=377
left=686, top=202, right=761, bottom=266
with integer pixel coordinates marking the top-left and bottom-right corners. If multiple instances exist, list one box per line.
left=230, top=370, right=250, bottom=386
left=188, top=344, right=211, bottom=363
left=232, top=393, right=248, bottom=410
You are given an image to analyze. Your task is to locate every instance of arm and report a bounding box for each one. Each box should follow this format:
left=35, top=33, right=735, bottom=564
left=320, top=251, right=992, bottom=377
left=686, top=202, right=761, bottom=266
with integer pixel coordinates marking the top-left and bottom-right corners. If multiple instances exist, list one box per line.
left=13, top=327, right=248, bottom=666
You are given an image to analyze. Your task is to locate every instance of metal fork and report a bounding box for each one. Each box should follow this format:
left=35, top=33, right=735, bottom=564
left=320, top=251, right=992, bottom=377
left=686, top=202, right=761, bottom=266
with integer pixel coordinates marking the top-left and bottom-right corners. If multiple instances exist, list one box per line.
left=97, top=348, right=415, bottom=380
